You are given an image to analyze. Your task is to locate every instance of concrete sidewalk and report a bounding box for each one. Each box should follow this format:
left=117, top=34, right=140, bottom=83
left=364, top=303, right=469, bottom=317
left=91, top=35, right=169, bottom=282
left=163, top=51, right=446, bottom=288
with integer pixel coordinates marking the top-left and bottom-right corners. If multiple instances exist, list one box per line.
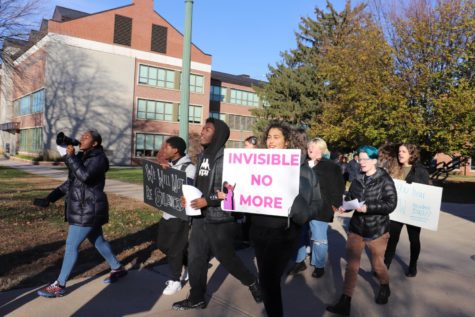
left=1, top=158, right=475, bottom=316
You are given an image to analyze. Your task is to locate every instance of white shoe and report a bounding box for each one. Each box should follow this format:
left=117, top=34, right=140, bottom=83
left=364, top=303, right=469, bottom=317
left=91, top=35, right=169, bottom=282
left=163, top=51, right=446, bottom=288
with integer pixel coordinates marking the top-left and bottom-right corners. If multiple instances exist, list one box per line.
left=181, top=268, right=189, bottom=282
left=163, top=280, right=182, bottom=295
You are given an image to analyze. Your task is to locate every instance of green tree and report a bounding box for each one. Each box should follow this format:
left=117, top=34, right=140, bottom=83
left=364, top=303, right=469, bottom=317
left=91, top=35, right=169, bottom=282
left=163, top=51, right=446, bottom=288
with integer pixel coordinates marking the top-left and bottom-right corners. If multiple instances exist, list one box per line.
left=387, top=0, right=475, bottom=154
left=312, top=2, right=409, bottom=150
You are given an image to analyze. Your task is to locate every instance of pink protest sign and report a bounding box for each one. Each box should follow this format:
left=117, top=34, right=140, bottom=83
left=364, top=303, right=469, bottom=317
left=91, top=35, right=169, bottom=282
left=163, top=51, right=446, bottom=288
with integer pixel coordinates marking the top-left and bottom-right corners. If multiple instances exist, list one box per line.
left=221, top=148, right=300, bottom=217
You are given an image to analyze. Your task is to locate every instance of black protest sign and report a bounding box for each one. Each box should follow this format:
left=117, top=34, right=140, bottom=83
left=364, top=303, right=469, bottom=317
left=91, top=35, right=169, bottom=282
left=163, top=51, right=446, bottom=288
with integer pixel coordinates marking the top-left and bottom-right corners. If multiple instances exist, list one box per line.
left=143, top=160, right=188, bottom=220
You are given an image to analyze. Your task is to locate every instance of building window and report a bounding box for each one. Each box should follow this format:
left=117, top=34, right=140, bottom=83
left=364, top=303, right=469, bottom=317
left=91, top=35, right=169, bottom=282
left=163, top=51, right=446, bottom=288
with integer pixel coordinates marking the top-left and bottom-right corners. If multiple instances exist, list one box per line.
left=221, top=113, right=256, bottom=131
left=139, top=64, right=175, bottom=89
left=471, top=156, right=475, bottom=170
left=210, top=85, right=227, bottom=102
left=188, top=105, right=202, bottom=124
left=135, top=133, right=165, bottom=157
left=19, top=128, right=42, bottom=152
left=14, top=89, right=45, bottom=116
left=137, top=99, right=173, bottom=121
left=151, top=24, right=167, bottom=53
left=114, top=15, right=132, bottom=46
left=19, top=96, right=30, bottom=115
left=209, top=111, right=226, bottom=121
left=189, top=74, right=204, bottom=93
left=230, top=89, right=259, bottom=106
left=32, top=90, right=45, bottom=113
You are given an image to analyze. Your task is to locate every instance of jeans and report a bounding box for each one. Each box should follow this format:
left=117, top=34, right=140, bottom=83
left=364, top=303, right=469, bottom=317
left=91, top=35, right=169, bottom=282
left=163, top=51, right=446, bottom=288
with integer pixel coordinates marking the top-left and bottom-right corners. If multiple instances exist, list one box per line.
left=58, top=225, right=121, bottom=286
left=188, top=218, right=256, bottom=303
left=295, top=220, right=329, bottom=268
left=343, top=232, right=389, bottom=297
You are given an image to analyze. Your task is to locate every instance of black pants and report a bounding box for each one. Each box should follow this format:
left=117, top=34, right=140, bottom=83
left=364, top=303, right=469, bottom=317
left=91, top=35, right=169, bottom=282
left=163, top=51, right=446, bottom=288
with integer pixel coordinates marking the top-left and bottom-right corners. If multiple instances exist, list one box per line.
left=250, top=223, right=300, bottom=317
left=157, top=218, right=189, bottom=281
left=188, top=218, right=256, bottom=303
left=384, top=220, right=421, bottom=268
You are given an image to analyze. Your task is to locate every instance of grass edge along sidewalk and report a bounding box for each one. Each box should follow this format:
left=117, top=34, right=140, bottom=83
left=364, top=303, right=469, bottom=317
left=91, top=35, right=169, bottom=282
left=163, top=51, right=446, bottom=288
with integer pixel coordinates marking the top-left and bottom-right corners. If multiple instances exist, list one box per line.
left=0, top=165, right=164, bottom=292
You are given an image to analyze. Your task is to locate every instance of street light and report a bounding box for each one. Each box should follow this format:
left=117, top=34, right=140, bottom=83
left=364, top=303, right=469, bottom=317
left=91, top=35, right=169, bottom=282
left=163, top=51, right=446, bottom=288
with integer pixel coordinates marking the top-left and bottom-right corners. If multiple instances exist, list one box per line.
left=179, top=0, right=193, bottom=144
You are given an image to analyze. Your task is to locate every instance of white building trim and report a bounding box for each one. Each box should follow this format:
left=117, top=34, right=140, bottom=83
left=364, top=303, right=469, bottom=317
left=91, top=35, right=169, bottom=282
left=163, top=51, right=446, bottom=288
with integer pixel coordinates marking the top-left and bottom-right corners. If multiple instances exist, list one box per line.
left=14, top=33, right=212, bottom=73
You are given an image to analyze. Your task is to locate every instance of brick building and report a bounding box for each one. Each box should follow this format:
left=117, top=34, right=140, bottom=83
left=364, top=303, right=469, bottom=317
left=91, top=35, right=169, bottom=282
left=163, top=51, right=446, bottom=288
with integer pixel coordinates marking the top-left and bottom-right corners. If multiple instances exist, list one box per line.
left=0, top=0, right=261, bottom=165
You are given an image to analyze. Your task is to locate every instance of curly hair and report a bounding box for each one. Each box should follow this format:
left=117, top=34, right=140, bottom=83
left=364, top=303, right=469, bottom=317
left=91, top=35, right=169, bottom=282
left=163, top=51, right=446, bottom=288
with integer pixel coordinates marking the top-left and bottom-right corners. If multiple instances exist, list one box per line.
left=378, top=143, right=399, bottom=177
left=399, top=143, right=420, bottom=165
left=262, top=121, right=293, bottom=149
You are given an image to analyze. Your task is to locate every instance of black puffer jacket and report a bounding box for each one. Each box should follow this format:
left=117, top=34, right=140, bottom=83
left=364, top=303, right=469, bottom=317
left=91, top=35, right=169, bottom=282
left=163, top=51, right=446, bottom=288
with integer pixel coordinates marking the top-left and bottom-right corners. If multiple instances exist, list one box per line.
left=346, top=167, right=397, bottom=239
left=47, top=148, right=109, bottom=226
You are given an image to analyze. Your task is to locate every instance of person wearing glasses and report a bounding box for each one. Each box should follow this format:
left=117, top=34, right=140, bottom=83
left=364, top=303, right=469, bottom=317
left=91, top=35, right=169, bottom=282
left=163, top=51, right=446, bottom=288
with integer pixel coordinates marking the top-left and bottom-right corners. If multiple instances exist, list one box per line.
left=327, top=145, right=397, bottom=316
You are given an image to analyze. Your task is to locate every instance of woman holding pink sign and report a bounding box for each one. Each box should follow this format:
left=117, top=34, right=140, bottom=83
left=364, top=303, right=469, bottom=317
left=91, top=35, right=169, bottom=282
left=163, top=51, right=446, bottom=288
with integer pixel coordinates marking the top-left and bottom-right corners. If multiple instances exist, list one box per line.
left=250, top=122, right=322, bottom=317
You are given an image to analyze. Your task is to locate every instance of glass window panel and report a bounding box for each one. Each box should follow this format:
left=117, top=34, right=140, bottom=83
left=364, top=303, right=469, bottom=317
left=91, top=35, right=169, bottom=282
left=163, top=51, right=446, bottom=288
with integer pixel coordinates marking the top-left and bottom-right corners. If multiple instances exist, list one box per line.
left=146, top=100, right=155, bottom=113
left=137, top=111, right=145, bottom=119
left=138, top=99, right=146, bottom=112
left=165, top=103, right=173, bottom=115
left=148, top=67, right=157, bottom=81
left=139, top=65, right=148, bottom=77
left=156, top=102, right=164, bottom=113
left=158, top=69, right=165, bottom=81
left=145, top=135, right=154, bottom=150
left=154, top=135, right=163, bottom=149
left=136, top=134, right=144, bottom=150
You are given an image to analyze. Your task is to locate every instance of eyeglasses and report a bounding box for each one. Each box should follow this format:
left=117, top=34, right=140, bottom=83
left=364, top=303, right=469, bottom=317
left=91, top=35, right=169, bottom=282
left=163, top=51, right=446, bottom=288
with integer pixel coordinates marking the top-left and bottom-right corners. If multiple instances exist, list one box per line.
left=358, top=157, right=375, bottom=161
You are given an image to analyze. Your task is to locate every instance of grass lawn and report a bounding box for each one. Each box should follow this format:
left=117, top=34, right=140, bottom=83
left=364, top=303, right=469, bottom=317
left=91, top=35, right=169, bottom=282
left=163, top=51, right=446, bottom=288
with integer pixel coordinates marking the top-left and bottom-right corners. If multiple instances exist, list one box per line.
left=0, top=166, right=164, bottom=292
left=107, top=167, right=144, bottom=184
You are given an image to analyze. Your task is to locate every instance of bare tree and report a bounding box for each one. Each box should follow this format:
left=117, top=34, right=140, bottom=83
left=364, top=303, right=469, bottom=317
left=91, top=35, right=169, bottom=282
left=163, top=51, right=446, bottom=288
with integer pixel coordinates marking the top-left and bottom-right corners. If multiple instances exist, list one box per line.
left=0, top=0, right=41, bottom=60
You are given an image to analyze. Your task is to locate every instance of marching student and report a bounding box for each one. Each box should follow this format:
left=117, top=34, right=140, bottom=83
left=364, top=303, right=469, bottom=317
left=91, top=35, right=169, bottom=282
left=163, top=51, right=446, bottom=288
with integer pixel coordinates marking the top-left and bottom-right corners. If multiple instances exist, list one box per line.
left=156, top=136, right=196, bottom=295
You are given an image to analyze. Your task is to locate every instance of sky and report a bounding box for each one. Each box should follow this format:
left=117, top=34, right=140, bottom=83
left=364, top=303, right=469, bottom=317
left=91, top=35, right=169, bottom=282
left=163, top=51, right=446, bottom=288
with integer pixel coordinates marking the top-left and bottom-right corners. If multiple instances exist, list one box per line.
left=38, top=0, right=349, bottom=80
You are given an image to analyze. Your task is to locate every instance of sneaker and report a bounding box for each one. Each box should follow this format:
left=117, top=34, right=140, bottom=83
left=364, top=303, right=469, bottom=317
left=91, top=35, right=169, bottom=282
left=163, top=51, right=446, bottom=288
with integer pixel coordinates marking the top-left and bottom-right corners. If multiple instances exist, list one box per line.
left=172, top=298, right=206, bottom=310
left=312, top=267, right=325, bottom=278
left=37, top=281, right=66, bottom=298
left=163, top=280, right=182, bottom=295
left=287, top=261, right=307, bottom=275
left=103, top=267, right=128, bottom=284
left=248, top=280, right=263, bottom=303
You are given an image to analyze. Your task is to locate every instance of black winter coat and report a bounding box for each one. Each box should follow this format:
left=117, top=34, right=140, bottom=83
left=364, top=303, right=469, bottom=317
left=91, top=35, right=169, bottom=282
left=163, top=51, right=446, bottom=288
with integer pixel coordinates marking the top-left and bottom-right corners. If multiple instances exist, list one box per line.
left=313, top=159, right=345, bottom=222
left=346, top=167, right=397, bottom=239
left=47, top=148, right=109, bottom=227
left=406, top=162, right=430, bottom=185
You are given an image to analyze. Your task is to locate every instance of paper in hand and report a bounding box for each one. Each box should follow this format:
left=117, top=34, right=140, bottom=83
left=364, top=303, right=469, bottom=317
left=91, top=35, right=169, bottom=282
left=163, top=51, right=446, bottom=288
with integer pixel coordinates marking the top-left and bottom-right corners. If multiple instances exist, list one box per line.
left=56, top=145, right=67, bottom=156
left=181, top=185, right=202, bottom=216
left=342, top=199, right=365, bottom=210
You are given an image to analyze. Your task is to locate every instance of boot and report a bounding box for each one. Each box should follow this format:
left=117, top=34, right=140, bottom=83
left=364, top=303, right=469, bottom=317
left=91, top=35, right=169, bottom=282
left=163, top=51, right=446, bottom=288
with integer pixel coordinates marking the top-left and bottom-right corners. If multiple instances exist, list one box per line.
left=375, top=284, right=390, bottom=304
left=406, top=266, right=417, bottom=277
left=326, top=294, right=351, bottom=316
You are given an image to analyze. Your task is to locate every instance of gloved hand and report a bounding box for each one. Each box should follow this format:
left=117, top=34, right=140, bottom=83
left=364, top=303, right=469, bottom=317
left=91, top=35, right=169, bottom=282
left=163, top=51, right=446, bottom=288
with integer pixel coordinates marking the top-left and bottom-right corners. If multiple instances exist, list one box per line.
left=33, top=198, right=50, bottom=208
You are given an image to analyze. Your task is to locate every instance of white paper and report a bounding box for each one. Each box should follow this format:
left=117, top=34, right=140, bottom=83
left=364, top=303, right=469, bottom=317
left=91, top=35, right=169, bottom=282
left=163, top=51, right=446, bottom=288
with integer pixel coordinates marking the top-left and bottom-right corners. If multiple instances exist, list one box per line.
left=181, top=185, right=202, bottom=216
left=56, top=145, right=67, bottom=156
left=342, top=199, right=365, bottom=210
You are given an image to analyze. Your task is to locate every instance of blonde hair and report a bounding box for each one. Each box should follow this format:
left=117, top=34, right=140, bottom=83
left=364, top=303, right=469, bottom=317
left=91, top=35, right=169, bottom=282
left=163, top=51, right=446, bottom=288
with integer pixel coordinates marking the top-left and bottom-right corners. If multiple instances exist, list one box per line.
left=308, top=138, right=330, bottom=158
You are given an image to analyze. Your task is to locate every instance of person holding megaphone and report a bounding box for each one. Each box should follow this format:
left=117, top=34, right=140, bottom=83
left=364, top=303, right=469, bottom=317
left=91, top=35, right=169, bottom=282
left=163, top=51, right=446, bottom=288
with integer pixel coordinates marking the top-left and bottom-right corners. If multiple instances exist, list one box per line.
left=34, top=130, right=127, bottom=298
